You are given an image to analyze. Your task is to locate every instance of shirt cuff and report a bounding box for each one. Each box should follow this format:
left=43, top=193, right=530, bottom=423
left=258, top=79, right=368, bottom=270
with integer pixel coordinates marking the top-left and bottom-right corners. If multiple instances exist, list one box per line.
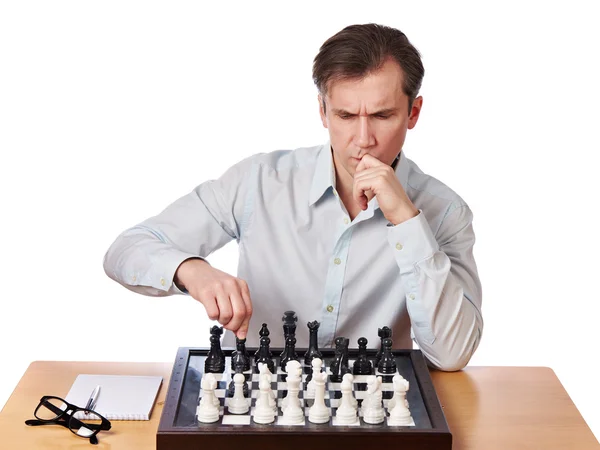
left=145, top=249, right=207, bottom=294
left=387, top=210, right=439, bottom=272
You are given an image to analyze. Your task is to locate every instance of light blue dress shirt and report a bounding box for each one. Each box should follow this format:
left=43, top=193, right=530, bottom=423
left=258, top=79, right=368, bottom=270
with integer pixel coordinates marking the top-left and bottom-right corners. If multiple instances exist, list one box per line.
left=104, top=142, right=483, bottom=371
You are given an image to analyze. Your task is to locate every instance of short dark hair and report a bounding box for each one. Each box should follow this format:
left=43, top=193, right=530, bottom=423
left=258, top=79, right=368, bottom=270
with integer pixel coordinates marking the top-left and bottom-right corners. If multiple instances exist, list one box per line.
left=312, top=23, right=425, bottom=113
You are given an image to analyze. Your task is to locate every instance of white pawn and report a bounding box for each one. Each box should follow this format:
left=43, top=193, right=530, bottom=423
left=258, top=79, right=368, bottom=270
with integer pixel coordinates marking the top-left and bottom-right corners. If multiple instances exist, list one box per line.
left=253, top=378, right=276, bottom=424
left=197, top=373, right=220, bottom=423
left=305, top=358, right=323, bottom=399
left=363, top=375, right=385, bottom=424
left=282, top=360, right=303, bottom=410
left=388, top=373, right=409, bottom=410
left=308, top=371, right=329, bottom=424
left=388, top=376, right=413, bottom=426
left=227, top=373, right=249, bottom=414
left=342, top=373, right=358, bottom=409
left=258, top=363, right=277, bottom=411
left=334, top=376, right=358, bottom=425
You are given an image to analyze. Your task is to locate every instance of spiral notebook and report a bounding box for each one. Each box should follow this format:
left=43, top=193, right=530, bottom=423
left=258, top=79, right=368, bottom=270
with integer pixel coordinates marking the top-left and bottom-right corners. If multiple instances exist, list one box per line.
left=65, top=374, right=163, bottom=420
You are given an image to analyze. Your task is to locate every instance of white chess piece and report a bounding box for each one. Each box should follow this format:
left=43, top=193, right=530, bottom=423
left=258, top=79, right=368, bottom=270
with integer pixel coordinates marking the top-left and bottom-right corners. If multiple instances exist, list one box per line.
left=197, top=373, right=220, bottom=423
left=305, top=358, right=323, bottom=399
left=363, top=375, right=384, bottom=424
left=342, top=373, right=358, bottom=409
left=334, top=376, right=358, bottom=425
left=388, top=376, right=413, bottom=426
left=227, top=373, right=249, bottom=414
left=308, top=371, right=329, bottom=424
left=253, top=378, right=276, bottom=424
left=388, top=373, right=409, bottom=410
left=282, top=360, right=303, bottom=410
left=258, top=362, right=277, bottom=411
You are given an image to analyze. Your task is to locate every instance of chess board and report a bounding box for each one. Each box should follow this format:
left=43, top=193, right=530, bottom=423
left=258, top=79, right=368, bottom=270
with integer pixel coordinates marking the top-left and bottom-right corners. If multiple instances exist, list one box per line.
left=158, top=347, right=451, bottom=450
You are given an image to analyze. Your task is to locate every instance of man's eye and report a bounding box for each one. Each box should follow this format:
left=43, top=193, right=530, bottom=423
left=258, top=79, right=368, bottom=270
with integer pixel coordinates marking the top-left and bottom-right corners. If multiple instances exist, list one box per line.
left=339, top=115, right=353, bottom=120
left=374, top=114, right=390, bottom=119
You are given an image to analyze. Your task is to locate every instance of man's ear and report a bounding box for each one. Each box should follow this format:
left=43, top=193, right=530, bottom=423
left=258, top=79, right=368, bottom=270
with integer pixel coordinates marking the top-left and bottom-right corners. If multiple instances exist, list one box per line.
left=318, top=94, right=328, bottom=128
left=407, top=96, right=423, bottom=130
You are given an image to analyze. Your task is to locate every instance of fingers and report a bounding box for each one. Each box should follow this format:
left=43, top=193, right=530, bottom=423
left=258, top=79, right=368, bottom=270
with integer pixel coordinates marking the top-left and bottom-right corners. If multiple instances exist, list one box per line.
left=224, top=290, right=246, bottom=335
left=237, top=280, right=253, bottom=339
left=198, top=278, right=252, bottom=339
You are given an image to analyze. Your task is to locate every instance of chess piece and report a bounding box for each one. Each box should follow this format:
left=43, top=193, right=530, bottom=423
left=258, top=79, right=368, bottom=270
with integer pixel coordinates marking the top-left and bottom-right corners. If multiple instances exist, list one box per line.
left=253, top=378, right=276, bottom=424
left=388, top=373, right=410, bottom=411
left=280, top=335, right=299, bottom=370
left=308, top=371, right=329, bottom=424
left=253, top=324, right=275, bottom=373
left=227, top=373, right=249, bottom=414
left=329, top=336, right=350, bottom=382
left=281, top=361, right=304, bottom=425
left=282, top=360, right=303, bottom=410
left=374, top=326, right=392, bottom=367
left=342, top=373, right=358, bottom=409
left=227, top=360, right=249, bottom=397
left=304, top=320, right=323, bottom=365
left=352, top=337, right=373, bottom=375
left=197, top=373, right=220, bottom=423
left=258, top=363, right=277, bottom=411
left=363, top=375, right=385, bottom=424
left=334, top=375, right=358, bottom=425
left=231, top=336, right=250, bottom=372
left=204, top=326, right=225, bottom=373
left=377, top=337, right=397, bottom=374
left=280, top=311, right=298, bottom=361
left=388, top=375, right=413, bottom=426
left=305, top=357, right=323, bottom=399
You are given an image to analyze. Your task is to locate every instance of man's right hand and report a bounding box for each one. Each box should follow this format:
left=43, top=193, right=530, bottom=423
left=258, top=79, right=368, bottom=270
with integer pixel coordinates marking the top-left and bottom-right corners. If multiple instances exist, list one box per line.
left=174, top=258, right=253, bottom=339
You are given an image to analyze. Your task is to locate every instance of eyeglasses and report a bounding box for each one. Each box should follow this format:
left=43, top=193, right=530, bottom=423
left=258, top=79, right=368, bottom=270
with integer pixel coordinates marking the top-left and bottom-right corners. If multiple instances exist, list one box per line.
left=25, top=396, right=111, bottom=445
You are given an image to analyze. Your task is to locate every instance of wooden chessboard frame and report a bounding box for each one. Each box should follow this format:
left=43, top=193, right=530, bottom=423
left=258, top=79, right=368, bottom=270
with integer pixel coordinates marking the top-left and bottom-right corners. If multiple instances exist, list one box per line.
left=157, top=347, right=452, bottom=450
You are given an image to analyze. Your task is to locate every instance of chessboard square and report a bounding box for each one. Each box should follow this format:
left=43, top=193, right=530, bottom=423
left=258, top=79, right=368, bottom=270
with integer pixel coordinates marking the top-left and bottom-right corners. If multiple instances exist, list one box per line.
left=329, top=399, right=341, bottom=408
left=354, top=391, right=367, bottom=400
left=332, top=416, right=361, bottom=427
left=329, top=382, right=342, bottom=390
left=353, top=375, right=369, bottom=383
left=212, top=373, right=226, bottom=382
left=222, top=415, right=251, bottom=426
left=251, top=390, right=259, bottom=399
left=214, top=389, right=226, bottom=398
left=277, top=381, right=287, bottom=391
left=381, top=382, right=393, bottom=391
left=216, top=381, right=228, bottom=390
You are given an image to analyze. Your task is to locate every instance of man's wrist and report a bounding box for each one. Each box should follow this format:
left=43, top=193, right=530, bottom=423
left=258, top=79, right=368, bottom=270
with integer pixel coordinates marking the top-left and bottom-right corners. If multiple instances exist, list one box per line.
left=174, top=257, right=205, bottom=290
left=389, top=205, right=420, bottom=226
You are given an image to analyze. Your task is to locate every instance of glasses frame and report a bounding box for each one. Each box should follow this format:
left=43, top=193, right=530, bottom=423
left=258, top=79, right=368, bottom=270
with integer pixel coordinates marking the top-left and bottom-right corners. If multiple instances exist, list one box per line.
left=25, top=395, right=111, bottom=445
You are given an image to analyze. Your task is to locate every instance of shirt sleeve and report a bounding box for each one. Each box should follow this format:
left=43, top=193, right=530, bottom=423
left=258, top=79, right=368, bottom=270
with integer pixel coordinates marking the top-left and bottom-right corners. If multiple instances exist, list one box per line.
left=103, top=156, right=256, bottom=296
left=387, top=205, right=483, bottom=371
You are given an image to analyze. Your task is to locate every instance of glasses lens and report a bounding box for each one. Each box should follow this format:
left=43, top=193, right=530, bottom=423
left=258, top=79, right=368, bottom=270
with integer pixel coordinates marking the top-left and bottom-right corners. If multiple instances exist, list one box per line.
left=70, top=410, right=103, bottom=438
left=35, top=397, right=68, bottom=421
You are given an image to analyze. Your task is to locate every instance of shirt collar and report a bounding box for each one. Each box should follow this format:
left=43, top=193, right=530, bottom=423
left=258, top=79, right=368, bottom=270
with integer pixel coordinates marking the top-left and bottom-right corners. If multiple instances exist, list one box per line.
left=308, top=142, right=410, bottom=207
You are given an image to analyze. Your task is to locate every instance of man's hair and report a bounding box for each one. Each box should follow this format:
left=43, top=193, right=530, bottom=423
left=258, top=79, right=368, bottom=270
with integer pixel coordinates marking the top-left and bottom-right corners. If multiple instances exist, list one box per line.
left=312, top=23, right=425, bottom=113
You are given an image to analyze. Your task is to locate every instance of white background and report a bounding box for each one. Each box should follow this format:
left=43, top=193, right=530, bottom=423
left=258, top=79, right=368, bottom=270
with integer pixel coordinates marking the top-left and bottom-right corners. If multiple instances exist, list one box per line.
left=1, top=0, right=598, bottom=442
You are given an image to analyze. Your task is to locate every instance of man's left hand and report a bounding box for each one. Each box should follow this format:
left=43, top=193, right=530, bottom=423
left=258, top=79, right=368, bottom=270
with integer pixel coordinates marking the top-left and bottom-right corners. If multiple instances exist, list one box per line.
left=353, top=154, right=419, bottom=225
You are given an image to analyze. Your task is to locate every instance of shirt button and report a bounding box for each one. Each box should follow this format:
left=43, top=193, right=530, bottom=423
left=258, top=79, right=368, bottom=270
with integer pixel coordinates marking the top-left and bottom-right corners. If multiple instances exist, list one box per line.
left=326, top=305, right=334, bottom=313
left=334, top=258, right=341, bottom=265
left=132, top=275, right=136, bottom=282
left=160, top=277, right=165, bottom=286
left=396, top=243, right=403, bottom=250
left=343, top=217, right=349, bottom=224
left=409, top=293, right=415, bottom=300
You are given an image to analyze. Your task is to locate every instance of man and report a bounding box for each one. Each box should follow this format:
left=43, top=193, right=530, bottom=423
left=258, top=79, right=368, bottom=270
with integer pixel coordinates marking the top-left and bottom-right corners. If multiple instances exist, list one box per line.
left=104, top=23, right=483, bottom=371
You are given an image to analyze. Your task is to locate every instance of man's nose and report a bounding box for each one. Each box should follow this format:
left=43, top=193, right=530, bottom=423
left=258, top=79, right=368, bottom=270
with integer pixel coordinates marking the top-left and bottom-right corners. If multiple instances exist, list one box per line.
left=356, top=116, right=375, bottom=149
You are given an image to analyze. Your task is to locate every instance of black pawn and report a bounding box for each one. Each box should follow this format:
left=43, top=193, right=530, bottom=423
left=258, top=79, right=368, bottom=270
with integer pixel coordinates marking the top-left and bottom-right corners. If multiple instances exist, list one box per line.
left=375, top=326, right=392, bottom=367
left=329, top=336, right=350, bottom=382
left=304, top=320, right=323, bottom=365
left=280, top=335, right=298, bottom=370
left=254, top=330, right=275, bottom=374
left=228, top=360, right=249, bottom=397
left=231, top=337, right=250, bottom=372
left=352, top=337, right=373, bottom=375
left=204, top=325, right=225, bottom=373
left=377, top=337, right=397, bottom=374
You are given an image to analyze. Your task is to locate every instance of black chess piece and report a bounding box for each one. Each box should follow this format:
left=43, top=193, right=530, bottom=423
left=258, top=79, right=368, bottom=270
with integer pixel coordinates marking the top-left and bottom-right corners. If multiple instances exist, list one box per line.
left=280, top=311, right=298, bottom=361
left=374, top=326, right=392, bottom=367
left=231, top=336, right=251, bottom=371
left=352, top=337, right=373, bottom=375
left=340, top=337, right=350, bottom=370
left=329, top=336, right=350, bottom=382
left=253, top=325, right=275, bottom=373
left=228, top=360, right=249, bottom=397
left=377, top=337, right=397, bottom=374
left=304, top=320, right=323, bottom=365
left=280, top=335, right=299, bottom=370
left=204, top=325, right=225, bottom=373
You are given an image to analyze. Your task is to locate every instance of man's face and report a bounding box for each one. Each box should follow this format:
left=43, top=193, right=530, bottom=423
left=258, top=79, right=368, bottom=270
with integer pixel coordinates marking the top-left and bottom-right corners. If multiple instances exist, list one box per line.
left=319, top=58, right=422, bottom=187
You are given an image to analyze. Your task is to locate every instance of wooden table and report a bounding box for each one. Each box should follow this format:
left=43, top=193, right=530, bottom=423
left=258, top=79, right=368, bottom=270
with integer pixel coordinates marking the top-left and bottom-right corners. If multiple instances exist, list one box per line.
left=0, top=362, right=597, bottom=449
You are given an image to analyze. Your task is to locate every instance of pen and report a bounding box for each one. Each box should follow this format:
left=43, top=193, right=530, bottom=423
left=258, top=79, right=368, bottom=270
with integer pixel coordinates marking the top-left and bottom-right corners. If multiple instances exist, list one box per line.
left=85, top=385, right=101, bottom=412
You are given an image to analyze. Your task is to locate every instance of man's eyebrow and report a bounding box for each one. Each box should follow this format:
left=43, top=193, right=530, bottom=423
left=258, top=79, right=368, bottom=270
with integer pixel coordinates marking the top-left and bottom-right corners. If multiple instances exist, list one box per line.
left=332, top=108, right=398, bottom=116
